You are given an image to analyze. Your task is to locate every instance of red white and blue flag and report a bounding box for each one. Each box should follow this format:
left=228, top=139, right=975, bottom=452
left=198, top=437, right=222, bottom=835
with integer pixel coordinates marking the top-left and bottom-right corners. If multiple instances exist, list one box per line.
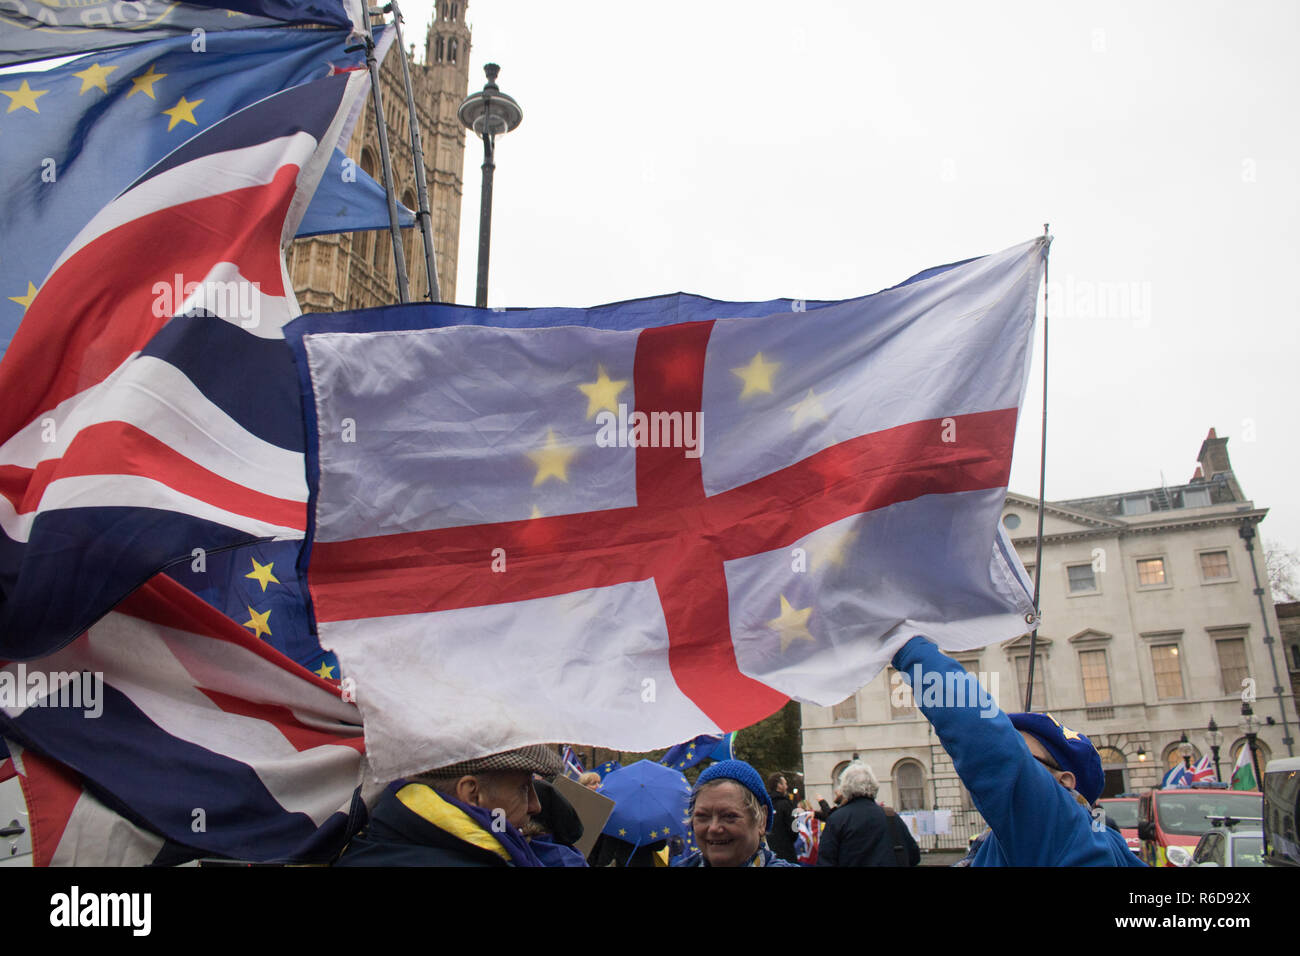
left=0, top=72, right=365, bottom=657
left=561, top=746, right=585, bottom=780
left=0, top=73, right=373, bottom=863
left=795, top=808, right=819, bottom=865
left=287, top=238, right=1047, bottom=780
left=1161, top=763, right=1191, bottom=788
left=1, top=574, right=368, bottom=865
left=0, top=0, right=366, bottom=67
left=1189, top=753, right=1217, bottom=784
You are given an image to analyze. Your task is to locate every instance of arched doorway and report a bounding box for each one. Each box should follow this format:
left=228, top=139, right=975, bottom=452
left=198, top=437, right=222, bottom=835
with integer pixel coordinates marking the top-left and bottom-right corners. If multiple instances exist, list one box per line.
left=1097, top=746, right=1128, bottom=797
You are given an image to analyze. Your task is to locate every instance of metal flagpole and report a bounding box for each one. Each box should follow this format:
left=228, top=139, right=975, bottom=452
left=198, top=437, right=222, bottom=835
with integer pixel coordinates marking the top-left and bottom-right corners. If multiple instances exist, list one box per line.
left=1024, top=224, right=1052, bottom=711
left=360, top=16, right=411, bottom=303
left=383, top=0, right=440, bottom=303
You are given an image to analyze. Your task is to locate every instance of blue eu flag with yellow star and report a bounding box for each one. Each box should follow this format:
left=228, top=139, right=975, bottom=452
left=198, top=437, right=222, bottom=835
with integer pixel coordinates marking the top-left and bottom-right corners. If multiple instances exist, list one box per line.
left=660, top=732, right=734, bottom=771
left=165, top=540, right=340, bottom=680
left=0, top=25, right=403, bottom=360
left=0, top=2, right=357, bottom=67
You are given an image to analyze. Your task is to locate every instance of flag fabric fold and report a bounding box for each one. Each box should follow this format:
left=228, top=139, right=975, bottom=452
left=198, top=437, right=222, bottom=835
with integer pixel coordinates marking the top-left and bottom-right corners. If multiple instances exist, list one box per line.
left=1189, top=752, right=1216, bottom=784
left=660, top=732, right=733, bottom=771
left=0, top=0, right=363, bottom=66
left=0, top=572, right=369, bottom=864
left=0, top=26, right=385, bottom=359
left=560, top=745, right=585, bottom=780
left=1161, top=763, right=1191, bottom=789
left=0, top=69, right=368, bottom=656
left=1231, top=745, right=1257, bottom=791
left=286, top=237, right=1047, bottom=781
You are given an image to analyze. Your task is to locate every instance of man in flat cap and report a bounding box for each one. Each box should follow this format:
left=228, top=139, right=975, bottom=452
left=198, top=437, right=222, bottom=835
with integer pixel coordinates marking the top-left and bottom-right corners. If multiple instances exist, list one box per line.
left=892, top=636, right=1145, bottom=866
left=336, top=744, right=563, bottom=866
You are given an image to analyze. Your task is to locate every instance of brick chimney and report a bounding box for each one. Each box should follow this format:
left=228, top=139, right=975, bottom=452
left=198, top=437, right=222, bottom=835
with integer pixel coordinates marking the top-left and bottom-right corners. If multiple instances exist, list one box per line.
left=1196, top=427, right=1244, bottom=500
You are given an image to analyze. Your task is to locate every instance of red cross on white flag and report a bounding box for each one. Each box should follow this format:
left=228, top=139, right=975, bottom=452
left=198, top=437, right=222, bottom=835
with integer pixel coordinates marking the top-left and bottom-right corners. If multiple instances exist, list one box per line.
left=294, top=237, right=1047, bottom=779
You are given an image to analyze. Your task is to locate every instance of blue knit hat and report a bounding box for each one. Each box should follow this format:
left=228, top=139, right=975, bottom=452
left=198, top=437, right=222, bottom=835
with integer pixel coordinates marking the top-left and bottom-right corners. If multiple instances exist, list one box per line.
left=694, top=759, right=775, bottom=832
left=1009, top=712, right=1104, bottom=805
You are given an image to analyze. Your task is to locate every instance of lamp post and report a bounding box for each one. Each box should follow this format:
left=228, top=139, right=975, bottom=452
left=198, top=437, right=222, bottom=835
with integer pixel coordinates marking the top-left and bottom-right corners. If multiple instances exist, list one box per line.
left=458, top=63, right=523, bottom=309
left=1179, top=731, right=1193, bottom=772
left=1207, top=716, right=1223, bottom=782
left=1241, top=699, right=1264, bottom=791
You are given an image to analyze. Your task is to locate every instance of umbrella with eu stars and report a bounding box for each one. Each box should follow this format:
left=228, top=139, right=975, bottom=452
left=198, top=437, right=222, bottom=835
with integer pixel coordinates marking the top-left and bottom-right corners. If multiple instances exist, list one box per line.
left=598, top=760, right=692, bottom=852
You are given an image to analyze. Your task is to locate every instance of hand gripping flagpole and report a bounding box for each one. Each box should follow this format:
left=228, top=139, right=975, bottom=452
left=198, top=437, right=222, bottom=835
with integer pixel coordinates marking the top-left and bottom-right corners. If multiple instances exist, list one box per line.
left=1024, top=224, right=1052, bottom=711
left=356, top=16, right=411, bottom=303
left=382, top=1, right=440, bottom=303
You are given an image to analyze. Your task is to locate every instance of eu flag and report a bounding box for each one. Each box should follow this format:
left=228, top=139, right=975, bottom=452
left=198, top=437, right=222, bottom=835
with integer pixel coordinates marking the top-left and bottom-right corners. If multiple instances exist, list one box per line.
left=0, top=27, right=369, bottom=358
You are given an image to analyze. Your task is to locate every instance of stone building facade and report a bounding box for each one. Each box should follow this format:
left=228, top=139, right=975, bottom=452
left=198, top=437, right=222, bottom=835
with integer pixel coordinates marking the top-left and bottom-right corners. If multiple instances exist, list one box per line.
left=287, top=2, right=472, bottom=310
left=801, top=428, right=1297, bottom=849
left=1278, top=600, right=1300, bottom=702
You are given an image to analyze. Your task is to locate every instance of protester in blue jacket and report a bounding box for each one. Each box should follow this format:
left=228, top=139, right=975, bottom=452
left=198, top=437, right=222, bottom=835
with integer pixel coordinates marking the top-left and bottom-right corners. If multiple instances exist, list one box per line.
left=893, top=636, right=1146, bottom=867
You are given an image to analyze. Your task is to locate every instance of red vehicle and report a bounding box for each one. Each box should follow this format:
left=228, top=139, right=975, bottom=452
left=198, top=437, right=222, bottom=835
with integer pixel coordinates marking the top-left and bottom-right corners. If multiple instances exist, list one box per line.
left=1096, top=795, right=1141, bottom=855
left=1137, top=785, right=1263, bottom=867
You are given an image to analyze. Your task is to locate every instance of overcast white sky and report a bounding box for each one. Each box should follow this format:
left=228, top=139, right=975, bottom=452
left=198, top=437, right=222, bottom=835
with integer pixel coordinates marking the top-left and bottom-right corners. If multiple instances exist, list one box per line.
left=401, top=0, right=1300, bottom=557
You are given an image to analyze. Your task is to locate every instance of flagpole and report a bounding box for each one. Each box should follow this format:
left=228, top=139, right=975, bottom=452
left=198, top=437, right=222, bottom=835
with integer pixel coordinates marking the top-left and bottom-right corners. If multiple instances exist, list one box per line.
left=1024, top=224, right=1051, bottom=711
left=360, top=18, right=411, bottom=304
left=383, top=0, right=441, bottom=303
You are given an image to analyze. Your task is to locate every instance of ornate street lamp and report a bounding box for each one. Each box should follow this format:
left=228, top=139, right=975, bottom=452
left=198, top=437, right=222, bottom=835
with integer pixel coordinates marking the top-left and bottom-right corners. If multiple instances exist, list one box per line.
left=1179, top=731, right=1193, bottom=772
left=459, top=63, right=523, bottom=309
left=1207, top=716, right=1223, bottom=782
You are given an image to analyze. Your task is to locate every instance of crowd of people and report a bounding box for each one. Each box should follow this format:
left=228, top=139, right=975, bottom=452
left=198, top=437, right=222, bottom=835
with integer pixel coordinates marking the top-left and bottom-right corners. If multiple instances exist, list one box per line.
left=335, top=637, right=1146, bottom=867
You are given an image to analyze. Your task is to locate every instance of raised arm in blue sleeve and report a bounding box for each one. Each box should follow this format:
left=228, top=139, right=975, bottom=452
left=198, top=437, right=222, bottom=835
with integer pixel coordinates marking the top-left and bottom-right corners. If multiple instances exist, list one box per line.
left=891, top=635, right=1144, bottom=866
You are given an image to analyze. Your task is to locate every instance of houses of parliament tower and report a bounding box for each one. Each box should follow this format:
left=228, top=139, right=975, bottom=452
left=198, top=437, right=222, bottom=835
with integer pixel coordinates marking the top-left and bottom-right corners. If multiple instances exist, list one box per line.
left=288, top=3, right=473, bottom=309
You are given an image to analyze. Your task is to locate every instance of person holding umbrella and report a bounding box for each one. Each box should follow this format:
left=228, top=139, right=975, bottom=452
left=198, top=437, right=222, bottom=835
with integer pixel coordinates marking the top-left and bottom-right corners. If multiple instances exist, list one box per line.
left=589, top=760, right=691, bottom=867
left=674, top=760, right=798, bottom=867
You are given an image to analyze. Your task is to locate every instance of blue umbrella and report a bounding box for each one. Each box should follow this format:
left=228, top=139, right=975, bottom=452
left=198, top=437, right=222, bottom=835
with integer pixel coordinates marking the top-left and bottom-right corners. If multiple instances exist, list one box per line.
left=599, top=760, right=691, bottom=849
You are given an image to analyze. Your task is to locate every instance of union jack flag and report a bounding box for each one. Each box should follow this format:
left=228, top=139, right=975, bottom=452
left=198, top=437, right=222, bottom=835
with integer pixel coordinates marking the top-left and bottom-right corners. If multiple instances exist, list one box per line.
left=1161, top=763, right=1191, bottom=789
left=1189, top=753, right=1217, bottom=784
left=561, top=746, right=585, bottom=779
left=0, top=70, right=364, bottom=657
left=0, top=72, right=373, bottom=864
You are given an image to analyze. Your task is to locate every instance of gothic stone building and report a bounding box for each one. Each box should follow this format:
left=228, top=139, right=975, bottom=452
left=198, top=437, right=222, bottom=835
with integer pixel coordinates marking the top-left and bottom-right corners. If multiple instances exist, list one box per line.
left=288, top=3, right=472, bottom=310
left=801, top=428, right=1296, bottom=850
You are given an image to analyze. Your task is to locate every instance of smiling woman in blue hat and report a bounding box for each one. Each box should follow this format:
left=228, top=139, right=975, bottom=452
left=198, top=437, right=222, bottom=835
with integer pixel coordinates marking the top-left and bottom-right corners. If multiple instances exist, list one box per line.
left=673, top=760, right=798, bottom=867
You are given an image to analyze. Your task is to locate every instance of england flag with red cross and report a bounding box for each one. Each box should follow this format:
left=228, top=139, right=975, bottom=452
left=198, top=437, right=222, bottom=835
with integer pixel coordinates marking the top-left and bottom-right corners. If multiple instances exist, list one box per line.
left=286, top=237, right=1047, bottom=780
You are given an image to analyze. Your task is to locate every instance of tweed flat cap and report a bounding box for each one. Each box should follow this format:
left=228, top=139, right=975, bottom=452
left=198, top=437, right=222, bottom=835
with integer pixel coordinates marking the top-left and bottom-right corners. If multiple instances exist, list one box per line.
left=432, top=744, right=563, bottom=778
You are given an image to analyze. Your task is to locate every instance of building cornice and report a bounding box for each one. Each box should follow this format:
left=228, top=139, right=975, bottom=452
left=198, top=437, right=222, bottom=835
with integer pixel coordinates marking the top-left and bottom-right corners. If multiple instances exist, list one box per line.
left=1008, top=507, right=1268, bottom=547
left=1068, top=628, right=1113, bottom=644
left=1002, top=633, right=1052, bottom=651
left=1003, top=492, right=1121, bottom=530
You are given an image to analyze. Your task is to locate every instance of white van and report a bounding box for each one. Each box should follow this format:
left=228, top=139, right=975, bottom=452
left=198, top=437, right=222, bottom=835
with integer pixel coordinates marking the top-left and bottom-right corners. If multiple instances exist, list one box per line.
left=1263, top=756, right=1300, bottom=868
